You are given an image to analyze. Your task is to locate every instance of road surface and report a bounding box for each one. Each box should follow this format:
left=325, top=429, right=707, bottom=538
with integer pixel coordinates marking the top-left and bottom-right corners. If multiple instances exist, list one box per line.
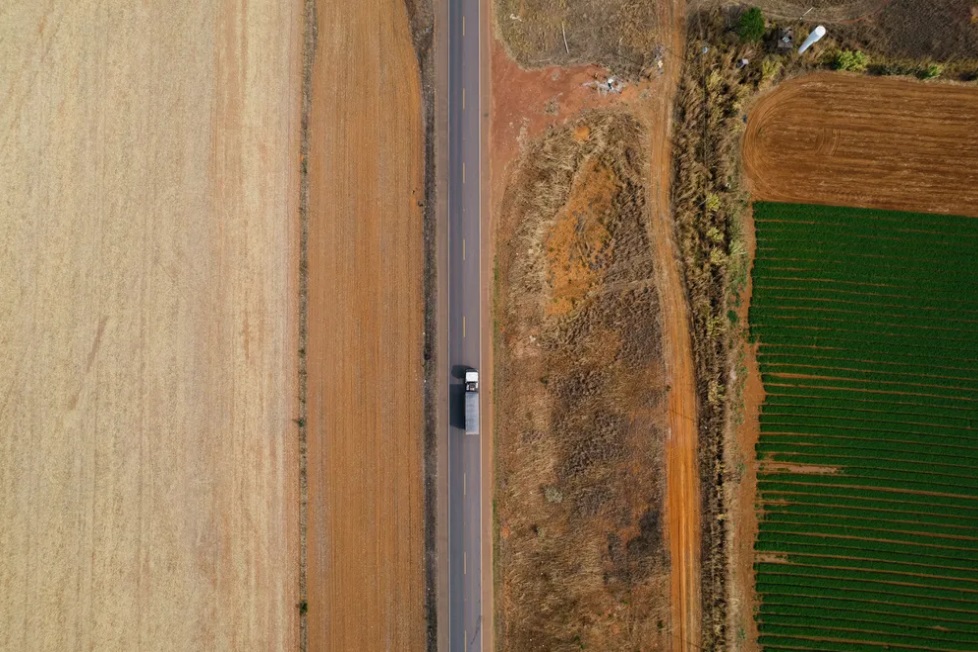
left=447, top=0, right=483, bottom=649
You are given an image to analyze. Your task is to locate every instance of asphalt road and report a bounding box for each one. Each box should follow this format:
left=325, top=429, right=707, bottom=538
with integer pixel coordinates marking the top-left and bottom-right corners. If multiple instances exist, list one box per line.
left=447, top=0, right=483, bottom=649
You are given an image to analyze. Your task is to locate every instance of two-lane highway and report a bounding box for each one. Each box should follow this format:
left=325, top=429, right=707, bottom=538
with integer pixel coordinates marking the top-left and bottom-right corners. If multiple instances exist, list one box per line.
left=447, top=0, right=483, bottom=649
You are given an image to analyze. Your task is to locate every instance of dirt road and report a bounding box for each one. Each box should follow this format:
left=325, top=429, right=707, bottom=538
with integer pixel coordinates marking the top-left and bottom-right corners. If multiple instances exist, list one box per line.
left=304, top=0, right=427, bottom=649
left=0, top=2, right=302, bottom=650
left=644, top=1, right=702, bottom=650
left=744, top=72, right=978, bottom=218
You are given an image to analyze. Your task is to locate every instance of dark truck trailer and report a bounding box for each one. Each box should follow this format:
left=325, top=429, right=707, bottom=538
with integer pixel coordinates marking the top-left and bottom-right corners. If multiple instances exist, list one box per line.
left=464, top=369, right=479, bottom=435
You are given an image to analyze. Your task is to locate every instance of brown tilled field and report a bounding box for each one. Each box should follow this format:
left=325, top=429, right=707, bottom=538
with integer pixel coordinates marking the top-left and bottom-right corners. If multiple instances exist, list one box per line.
left=743, top=72, right=978, bottom=218
left=0, top=2, right=302, bottom=650
left=304, top=0, right=427, bottom=649
left=495, top=111, right=672, bottom=651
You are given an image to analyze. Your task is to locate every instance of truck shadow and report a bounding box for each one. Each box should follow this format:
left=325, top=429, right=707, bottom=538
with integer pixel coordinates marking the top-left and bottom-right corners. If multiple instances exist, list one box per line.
left=449, top=377, right=466, bottom=430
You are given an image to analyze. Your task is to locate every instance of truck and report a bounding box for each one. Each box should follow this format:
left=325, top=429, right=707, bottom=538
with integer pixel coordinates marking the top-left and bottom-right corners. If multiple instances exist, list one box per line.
left=464, top=369, right=480, bottom=435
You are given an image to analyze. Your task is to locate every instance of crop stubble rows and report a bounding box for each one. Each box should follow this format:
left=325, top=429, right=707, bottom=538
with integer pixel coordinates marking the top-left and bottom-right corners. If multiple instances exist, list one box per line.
left=743, top=73, right=978, bottom=219
left=750, top=202, right=978, bottom=651
left=0, top=2, right=302, bottom=650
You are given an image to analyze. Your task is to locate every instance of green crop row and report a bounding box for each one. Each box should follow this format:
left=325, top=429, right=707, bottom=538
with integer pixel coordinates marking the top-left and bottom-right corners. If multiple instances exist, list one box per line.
left=751, top=202, right=978, bottom=645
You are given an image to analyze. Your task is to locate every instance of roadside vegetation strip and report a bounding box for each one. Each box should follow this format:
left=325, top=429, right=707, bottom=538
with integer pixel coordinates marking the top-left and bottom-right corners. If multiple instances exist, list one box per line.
left=750, top=201, right=978, bottom=648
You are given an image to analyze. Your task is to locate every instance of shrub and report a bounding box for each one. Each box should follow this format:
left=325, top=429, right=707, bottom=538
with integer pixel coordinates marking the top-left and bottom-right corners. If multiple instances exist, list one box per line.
left=761, top=56, right=783, bottom=84
left=737, top=7, right=765, bottom=43
left=737, top=7, right=764, bottom=43
left=920, top=62, right=944, bottom=79
left=832, top=49, right=869, bottom=72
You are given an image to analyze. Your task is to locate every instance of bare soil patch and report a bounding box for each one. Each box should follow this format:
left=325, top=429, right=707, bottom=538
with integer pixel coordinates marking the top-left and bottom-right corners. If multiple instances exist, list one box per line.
left=304, top=0, right=426, bottom=648
left=0, top=3, right=302, bottom=650
left=495, top=111, right=672, bottom=652
left=743, top=72, right=978, bottom=218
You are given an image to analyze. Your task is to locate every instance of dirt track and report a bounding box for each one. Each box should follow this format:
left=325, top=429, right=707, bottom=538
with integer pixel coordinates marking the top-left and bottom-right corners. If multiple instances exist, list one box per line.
left=0, top=3, right=302, bottom=650
left=304, top=0, right=427, bottom=649
left=643, top=1, right=702, bottom=650
left=743, top=72, right=978, bottom=218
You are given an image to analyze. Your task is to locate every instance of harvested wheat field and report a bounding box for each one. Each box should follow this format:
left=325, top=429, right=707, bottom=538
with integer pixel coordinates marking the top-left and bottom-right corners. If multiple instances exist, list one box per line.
left=743, top=72, right=978, bottom=218
left=304, top=0, right=426, bottom=648
left=0, top=2, right=302, bottom=650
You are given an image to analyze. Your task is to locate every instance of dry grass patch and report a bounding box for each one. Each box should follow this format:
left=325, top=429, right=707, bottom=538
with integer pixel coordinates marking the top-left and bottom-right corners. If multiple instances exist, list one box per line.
left=495, top=111, right=671, bottom=651
left=494, top=0, right=660, bottom=77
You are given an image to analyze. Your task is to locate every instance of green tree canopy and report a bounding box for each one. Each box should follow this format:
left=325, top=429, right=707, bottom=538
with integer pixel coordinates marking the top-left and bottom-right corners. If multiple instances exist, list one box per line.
left=737, top=7, right=765, bottom=43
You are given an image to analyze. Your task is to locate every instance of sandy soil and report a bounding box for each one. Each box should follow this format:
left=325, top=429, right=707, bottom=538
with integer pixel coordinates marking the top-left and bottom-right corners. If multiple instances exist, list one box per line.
left=743, top=72, right=978, bottom=218
left=0, top=3, right=302, bottom=650
left=304, top=0, right=427, bottom=649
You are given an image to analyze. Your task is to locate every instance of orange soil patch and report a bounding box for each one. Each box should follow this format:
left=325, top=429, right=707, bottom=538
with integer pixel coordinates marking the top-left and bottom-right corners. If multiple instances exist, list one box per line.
left=760, top=463, right=842, bottom=475
left=0, top=3, right=302, bottom=649
left=544, top=160, right=615, bottom=317
left=743, top=72, right=978, bottom=218
left=755, top=553, right=789, bottom=564
left=305, top=0, right=425, bottom=648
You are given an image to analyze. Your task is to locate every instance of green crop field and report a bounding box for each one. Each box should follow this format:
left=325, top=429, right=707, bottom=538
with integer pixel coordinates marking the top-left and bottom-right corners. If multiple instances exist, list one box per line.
left=750, top=202, right=978, bottom=651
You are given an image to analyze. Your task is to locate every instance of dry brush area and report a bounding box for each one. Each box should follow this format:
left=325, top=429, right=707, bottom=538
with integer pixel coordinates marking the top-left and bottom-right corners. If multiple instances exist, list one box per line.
left=494, top=0, right=662, bottom=77
left=495, top=112, right=672, bottom=651
left=0, top=2, right=302, bottom=650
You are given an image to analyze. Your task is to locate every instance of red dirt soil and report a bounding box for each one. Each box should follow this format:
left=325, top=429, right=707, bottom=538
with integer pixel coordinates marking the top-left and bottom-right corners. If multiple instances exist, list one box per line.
left=743, top=72, right=978, bottom=218
left=642, top=2, right=703, bottom=650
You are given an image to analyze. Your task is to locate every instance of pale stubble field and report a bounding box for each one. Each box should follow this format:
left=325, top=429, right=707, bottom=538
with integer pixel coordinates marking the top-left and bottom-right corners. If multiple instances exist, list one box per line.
left=0, top=2, right=303, bottom=650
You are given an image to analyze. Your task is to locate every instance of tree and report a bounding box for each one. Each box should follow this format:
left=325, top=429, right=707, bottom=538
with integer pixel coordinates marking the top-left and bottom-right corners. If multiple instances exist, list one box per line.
left=832, top=49, right=869, bottom=72
left=737, top=8, right=765, bottom=43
